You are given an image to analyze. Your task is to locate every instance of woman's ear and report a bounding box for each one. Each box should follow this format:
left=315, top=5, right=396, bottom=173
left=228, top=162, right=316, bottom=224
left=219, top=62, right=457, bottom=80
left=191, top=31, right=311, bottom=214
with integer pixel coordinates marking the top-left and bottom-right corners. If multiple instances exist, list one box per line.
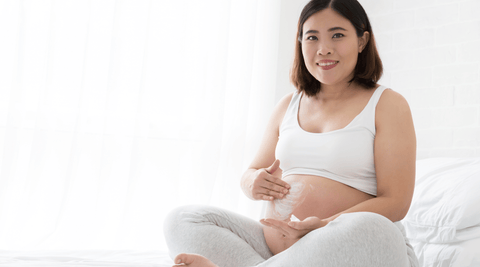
left=359, top=31, right=370, bottom=53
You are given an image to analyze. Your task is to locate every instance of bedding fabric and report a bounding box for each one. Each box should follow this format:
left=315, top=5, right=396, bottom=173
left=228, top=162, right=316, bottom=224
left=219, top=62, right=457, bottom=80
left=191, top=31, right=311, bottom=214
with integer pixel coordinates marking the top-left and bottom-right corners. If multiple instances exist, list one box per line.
left=410, top=238, right=480, bottom=267
left=402, top=157, right=480, bottom=243
left=0, top=250, right=174, bottom=267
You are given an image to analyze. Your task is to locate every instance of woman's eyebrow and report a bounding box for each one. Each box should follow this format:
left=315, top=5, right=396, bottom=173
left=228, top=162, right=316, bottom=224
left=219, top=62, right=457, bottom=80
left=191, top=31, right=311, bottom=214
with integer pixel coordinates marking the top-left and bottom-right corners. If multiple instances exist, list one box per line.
left=305, top=27, right=348, bottom=35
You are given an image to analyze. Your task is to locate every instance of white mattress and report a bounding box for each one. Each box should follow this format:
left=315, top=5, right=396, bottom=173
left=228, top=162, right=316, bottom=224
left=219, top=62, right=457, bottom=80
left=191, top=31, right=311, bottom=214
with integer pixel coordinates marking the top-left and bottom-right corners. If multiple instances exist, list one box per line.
left=0, top=250, right=174, bottom=267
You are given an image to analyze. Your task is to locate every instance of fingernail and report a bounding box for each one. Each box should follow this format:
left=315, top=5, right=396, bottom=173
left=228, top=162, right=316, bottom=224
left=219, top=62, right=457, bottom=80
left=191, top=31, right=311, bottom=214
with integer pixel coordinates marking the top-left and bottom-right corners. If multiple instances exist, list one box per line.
left=279, top=194, right=284, bottom=198
left=283, top=189, right=288, bottom=194
left=176, top=259, right=181, bottom=264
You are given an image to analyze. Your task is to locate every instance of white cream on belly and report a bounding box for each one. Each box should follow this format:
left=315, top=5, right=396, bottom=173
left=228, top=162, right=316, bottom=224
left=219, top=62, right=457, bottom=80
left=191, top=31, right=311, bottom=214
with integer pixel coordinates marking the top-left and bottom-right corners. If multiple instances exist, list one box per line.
left=263, top=174, right=375, bottom=222
left=264, top=177, right=314, bottom=221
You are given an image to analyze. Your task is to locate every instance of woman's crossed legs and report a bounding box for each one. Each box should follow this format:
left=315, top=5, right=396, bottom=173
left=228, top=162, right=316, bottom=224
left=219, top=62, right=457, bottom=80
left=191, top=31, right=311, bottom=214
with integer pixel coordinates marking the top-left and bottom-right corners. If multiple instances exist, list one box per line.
left=163, top=205, right=417, bottom=267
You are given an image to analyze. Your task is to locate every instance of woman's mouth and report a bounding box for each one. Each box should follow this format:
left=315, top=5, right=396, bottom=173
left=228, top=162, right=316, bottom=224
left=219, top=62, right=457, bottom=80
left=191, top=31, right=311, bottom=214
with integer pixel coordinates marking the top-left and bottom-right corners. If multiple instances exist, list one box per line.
left=317, top=61, right=339, bottom=70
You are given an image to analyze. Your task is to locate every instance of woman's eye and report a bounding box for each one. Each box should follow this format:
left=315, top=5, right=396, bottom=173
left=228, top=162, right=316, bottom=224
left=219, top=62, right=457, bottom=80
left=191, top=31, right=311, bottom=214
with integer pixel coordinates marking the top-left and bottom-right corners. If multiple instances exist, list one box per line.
left=306, top=34, right=343, bottom=41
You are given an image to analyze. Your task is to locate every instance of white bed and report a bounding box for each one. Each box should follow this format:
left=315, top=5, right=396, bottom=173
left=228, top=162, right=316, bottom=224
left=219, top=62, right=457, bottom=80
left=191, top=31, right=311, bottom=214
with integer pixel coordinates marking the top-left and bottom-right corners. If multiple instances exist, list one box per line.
left=1, top=157, right=479, bottom=267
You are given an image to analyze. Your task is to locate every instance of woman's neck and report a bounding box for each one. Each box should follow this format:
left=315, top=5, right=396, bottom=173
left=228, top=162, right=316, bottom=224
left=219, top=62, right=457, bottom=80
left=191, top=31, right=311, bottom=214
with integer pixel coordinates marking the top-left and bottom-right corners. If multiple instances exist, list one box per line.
left=314, top=81, right=359, bottom=102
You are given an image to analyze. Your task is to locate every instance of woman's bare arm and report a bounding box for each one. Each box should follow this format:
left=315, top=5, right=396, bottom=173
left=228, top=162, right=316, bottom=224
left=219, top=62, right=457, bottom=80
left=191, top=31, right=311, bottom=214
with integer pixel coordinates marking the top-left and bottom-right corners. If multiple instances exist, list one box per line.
left=240, top=92, right=294, bottom=200
left=322, top=89, right=416, bottom=223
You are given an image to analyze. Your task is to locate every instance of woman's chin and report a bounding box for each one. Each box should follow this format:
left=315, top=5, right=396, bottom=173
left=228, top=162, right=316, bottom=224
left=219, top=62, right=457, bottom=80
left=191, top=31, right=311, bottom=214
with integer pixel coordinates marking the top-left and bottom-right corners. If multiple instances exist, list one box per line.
left=315, top=77, right=339, bottom=86
left=314, top=74, right=355, bottom=87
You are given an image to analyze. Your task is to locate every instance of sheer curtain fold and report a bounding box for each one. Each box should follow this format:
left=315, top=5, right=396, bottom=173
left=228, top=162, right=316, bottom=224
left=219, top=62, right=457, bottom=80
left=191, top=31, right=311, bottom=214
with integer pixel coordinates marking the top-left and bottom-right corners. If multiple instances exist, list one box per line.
left=0, top=0, right=283, bottom=251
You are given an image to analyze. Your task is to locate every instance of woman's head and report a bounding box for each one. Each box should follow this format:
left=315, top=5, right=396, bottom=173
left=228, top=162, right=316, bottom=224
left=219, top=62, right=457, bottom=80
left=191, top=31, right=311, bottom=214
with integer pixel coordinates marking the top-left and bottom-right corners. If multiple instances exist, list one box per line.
left=290, top=0, right=382, bottom=96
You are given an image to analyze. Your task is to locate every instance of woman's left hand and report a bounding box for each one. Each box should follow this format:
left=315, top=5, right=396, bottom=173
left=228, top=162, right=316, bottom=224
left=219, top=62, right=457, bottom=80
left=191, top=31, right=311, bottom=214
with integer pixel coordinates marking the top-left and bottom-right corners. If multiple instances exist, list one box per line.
left=260, top=216, right=328, bottom=240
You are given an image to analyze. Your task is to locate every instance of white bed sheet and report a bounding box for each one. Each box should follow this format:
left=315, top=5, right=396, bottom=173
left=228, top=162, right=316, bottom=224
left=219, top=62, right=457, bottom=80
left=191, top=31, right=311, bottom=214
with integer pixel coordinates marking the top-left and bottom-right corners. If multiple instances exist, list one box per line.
left=0, top=250, right=174, bottom=267
left=410, top=238, right=480, bottom=267
left=1, top=243, right=479, bottom=267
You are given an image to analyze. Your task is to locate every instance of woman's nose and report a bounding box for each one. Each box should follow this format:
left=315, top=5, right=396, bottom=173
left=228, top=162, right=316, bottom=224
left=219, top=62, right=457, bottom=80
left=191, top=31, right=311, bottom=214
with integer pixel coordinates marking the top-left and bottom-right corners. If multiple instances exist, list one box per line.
left=317, top=43, right=333, bottom=55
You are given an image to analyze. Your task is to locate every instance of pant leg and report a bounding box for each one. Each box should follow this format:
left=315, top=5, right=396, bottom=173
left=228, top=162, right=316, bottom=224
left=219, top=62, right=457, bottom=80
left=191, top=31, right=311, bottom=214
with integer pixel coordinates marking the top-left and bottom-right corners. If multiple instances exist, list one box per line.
left=393, top=220, right=420, bottom=267
left=163, top=205, right=273, bottom=267
left=255, top=212, right=419, bottom=267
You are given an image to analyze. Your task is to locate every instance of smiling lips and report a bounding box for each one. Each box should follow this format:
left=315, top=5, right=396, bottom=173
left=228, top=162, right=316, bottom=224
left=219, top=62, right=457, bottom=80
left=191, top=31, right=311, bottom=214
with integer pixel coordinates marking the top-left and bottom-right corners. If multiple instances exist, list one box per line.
left=317, top=60, right=339, bottom=70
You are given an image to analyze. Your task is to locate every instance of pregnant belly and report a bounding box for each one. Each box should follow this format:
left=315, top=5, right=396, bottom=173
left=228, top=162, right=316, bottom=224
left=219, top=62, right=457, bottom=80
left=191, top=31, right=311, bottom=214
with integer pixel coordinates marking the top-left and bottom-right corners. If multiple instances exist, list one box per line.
left=263, top=174, right=375, bottom=255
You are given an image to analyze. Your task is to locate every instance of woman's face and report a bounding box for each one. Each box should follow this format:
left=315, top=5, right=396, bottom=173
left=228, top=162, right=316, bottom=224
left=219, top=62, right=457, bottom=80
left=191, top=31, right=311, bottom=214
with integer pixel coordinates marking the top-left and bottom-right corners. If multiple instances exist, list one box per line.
left=301, top=8, right=369, bottom=86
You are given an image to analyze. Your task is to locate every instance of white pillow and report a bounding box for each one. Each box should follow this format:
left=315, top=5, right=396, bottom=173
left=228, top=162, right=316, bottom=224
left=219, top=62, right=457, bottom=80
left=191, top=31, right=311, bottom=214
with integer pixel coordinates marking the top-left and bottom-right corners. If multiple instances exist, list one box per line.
left=402, top=157, right=480, bottom=243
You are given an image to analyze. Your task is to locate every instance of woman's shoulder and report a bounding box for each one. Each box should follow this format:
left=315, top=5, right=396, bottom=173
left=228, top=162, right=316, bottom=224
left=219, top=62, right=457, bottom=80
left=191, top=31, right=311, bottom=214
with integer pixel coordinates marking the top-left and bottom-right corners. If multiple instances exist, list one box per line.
left=376, top=87, right=410, bottom=112
left=272, top=90, right=296, bottom=114
left=278, top=90, right=296, bottom=106
left=269, top=91, right=297, bottom=130
left=375, top=86, right=413, bottom=129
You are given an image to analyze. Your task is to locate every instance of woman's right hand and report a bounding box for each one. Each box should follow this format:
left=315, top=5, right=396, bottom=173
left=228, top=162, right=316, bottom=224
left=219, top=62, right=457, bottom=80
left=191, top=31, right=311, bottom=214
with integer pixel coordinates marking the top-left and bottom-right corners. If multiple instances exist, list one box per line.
left=250, top=159, right=291, bottom=201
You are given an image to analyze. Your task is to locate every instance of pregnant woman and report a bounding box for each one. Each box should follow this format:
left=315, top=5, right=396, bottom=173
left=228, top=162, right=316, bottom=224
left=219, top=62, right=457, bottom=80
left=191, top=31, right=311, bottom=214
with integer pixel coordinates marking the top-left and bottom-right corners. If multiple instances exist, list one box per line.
left=164, top=0, right=419, bottom=266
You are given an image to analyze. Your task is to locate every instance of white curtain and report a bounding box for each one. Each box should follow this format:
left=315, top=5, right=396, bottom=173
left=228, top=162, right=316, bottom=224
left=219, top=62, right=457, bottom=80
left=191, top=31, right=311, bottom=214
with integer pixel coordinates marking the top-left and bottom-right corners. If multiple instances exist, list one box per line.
left=0, top=0, right=282, bottom=251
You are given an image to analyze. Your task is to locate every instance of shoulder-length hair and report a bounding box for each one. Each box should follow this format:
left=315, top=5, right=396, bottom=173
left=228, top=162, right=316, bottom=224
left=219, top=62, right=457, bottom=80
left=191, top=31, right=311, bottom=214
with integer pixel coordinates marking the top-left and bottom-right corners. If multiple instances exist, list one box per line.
left=290, top=0, right=383, bottom=97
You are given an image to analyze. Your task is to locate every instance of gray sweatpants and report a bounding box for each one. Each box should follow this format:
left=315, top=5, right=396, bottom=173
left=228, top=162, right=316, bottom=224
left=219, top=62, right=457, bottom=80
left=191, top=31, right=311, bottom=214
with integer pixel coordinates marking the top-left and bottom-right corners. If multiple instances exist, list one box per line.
left=164, top=205, right=419, bottom=267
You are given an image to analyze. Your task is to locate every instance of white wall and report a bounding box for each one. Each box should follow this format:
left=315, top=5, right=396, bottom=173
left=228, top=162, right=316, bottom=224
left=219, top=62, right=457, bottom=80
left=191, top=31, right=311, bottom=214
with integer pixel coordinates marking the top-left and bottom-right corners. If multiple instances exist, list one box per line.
left=275, top=0, right=480, bottom=159
left=273, top=0, right=309, bottom=102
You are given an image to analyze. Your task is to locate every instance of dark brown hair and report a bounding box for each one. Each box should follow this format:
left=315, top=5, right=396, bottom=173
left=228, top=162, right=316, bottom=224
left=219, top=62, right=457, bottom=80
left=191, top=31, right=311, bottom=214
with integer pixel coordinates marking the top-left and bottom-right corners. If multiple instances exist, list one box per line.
left=290, top=0, right=383, bottom=97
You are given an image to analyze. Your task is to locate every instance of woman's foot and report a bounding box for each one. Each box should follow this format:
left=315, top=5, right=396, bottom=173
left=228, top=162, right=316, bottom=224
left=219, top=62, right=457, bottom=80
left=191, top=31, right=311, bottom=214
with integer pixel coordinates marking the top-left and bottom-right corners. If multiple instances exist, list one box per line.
left=173, top=253, right=219, bottom=267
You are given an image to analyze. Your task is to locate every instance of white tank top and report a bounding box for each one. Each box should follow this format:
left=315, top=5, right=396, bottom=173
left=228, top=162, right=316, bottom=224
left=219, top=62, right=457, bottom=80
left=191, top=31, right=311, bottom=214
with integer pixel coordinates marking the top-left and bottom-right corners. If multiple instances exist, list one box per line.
left=275, top=85, right=389, bottom=196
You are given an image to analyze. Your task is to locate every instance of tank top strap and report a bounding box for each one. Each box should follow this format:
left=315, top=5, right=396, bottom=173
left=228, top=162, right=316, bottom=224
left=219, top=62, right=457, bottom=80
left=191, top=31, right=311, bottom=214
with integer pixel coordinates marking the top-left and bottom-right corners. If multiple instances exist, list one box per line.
left=352, top=85, right=388, bottom=135
left=371, top=85, right=388, bottom=108
left=279, top=90, right=302, bottom=134
left=287, top=90, right=302, bottom=115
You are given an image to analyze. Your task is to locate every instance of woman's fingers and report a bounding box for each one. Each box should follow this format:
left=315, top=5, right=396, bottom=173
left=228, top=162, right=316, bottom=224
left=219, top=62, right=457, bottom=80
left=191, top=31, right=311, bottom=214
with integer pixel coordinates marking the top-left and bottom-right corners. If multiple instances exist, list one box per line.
left=251, top=163, right=291, bottom=200
left=265, top=175, right=291, bottom=191
left=258, top=187, right=285, bottom=200
left=258, top=177, right=289, bottom=199
left=254, top=189, right=277, bottom=201
left=288, top=217, right=327, bottom=231
left=254, top=188, right=274, bottom=200
left=251, top=163, right=290, bottom=201
left=261, top=217, right=327, bottom=241
left=262, top=194, right=274, bottom=201
left=264, top=218, right=316, bottom=238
